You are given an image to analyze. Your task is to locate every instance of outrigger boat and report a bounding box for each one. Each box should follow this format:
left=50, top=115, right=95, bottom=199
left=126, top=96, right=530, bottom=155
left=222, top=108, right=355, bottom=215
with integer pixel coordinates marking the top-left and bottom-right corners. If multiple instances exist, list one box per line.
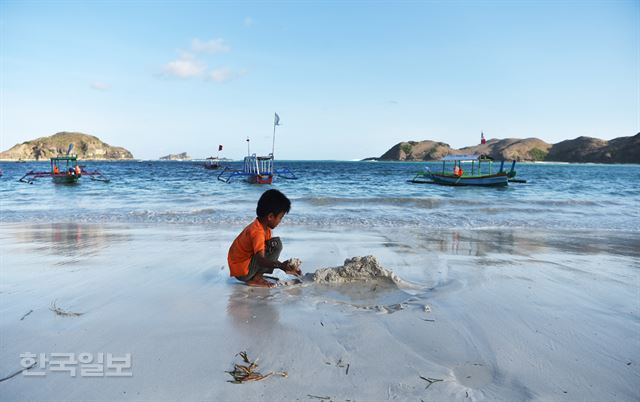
left=19, top=146, right=110, bottom=184
left=204, top=157, right=222, bottom=170
left=204, top=145, right=224, bottom=170
left=218, top=153, right=296, bottom=184
left=218, top=153, right=297, bottom=184
left=217, top=113, right=297, bottom=184
left=410, top=154, right=524, bottom=187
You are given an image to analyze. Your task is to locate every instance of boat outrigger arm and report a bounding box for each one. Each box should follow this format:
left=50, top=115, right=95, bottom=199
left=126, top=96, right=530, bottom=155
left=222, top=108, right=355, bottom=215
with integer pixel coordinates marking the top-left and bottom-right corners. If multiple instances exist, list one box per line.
left=82, top=167, right=111, bottom=182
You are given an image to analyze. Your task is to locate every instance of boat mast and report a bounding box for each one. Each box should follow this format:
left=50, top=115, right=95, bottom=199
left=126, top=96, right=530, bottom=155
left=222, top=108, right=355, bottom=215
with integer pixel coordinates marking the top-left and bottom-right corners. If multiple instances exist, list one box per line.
left=272, top=113, right=280, bottom=158
left=272, top=124, right=276, bottom=158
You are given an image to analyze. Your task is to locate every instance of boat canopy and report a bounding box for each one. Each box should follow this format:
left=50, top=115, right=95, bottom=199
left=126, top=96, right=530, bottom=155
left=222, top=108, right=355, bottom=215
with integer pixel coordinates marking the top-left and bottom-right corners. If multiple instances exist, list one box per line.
left=51, top=156, right=78, bottom=161
left=440, top=154, right=482, bottom=162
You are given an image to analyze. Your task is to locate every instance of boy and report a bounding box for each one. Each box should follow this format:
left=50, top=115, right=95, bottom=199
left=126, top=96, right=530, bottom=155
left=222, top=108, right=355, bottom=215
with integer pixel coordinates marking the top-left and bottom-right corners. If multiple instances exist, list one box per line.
left=228, top=189, right=301, bottom=287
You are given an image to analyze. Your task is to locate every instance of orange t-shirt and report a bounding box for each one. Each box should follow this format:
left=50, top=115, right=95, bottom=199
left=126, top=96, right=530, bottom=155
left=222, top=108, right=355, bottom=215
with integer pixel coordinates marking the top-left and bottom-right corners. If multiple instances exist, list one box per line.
left=227, top=218, right=271, bottom=277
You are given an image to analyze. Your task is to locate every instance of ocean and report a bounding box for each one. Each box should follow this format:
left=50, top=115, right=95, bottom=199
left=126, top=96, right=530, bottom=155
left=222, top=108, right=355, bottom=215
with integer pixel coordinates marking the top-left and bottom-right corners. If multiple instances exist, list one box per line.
left=1, top=160, right=639, bottom=231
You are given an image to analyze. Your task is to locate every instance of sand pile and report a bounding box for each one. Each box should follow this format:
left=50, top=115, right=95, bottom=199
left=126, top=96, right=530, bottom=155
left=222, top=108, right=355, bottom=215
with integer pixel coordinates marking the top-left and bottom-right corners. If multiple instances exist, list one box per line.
left=310, top=256, right=401, bottom=285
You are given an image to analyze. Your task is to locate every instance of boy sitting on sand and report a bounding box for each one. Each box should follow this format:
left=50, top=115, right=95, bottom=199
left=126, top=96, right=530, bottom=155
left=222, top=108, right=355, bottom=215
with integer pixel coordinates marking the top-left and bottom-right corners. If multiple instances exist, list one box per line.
left=228, top=189, right=302, bottom=287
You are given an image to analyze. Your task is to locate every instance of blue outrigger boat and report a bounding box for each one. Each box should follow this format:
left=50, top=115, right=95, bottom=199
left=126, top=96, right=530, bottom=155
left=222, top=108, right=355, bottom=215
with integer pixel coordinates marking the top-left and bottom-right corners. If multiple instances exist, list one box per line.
left=410, top=154, right=521, bottom=187
left=217, top=113, right=297, bottom=184
left=217, top=153, right=296, bottom=184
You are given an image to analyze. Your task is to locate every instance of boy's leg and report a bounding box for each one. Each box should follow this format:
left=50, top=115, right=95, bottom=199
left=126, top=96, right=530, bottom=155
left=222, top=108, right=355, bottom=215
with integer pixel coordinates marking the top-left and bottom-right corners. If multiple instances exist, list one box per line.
left=235, top=237, right=283, bottom=285
left=264, top=237, right=282, bottom=262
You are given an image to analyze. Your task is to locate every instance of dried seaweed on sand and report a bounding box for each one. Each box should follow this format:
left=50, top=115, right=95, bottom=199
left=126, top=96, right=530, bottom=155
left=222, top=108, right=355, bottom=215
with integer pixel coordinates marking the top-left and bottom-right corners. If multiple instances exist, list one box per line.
left=419, top=375, right=443, bottom=390
left=49, top=300, right=83, bottom=317
left=0, top=361, right=37, bottom=383
left=20, top=309, right=34, bottom=321
left=226, top=351, right=287, bottom=384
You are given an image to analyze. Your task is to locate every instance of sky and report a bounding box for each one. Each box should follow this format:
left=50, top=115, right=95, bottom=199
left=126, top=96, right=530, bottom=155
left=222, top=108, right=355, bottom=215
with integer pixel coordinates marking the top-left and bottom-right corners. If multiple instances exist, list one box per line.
left=1, top=0, right=638, bottom=160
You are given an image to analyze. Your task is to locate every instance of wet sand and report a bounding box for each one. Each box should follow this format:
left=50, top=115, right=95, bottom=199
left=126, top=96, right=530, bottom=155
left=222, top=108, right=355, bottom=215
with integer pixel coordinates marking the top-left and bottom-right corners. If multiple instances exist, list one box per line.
left=0, top=223, right=638, bottom=401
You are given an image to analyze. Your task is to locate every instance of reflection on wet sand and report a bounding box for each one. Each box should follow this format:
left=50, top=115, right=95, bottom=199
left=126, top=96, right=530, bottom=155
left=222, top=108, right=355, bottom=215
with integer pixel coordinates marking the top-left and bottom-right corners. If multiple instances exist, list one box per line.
left=226, top=285, right=280, bottom=332
left=418, top=230, right=535, bottom=256
left=7, top=223, right=129, bottom=260
left=226, top=278, right=415, bottom=328
left=308, top=281, right=413, bottom=313
left=407, top=229, right=640, bottom=258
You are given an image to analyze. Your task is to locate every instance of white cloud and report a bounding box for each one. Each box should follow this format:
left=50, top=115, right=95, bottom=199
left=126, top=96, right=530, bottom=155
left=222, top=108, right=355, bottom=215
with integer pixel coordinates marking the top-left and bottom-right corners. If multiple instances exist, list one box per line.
left=244, top=17, right=254, bottom=27
left=90, top=82, right=110, bottom=91
left=208, top=67, right=248, bottom=83
left=163, top=56, right=206, bottom=78
left=191, top=38, right=230, bottom=54
left=160, top=38, right=247, bottom=83
left=208, top=67, right=234, bottom=83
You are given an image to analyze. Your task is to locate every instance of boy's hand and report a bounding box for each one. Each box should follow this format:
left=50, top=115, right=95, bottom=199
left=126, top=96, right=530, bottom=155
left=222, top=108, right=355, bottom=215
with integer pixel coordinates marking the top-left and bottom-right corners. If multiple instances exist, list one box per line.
left=281, top=258, right=302, bottom=276
left=286, top=266, right=302, bottom=276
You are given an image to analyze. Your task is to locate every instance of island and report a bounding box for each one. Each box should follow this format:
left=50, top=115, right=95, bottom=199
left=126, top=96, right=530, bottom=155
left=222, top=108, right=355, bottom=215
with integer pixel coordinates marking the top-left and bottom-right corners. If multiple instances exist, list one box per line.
left=159, top=152, right=191, bottom=161
left=0, top=132, right=134, bottom=160
left=371, top=133, right=639, bottom=164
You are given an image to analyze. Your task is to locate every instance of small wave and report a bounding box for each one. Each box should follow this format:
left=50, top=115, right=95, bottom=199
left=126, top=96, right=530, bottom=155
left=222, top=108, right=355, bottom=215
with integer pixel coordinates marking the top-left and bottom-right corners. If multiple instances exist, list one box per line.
left=128, top=208, right=217, bottom=218
left=1, top=207, right=638, bottom=232
left=296, top=195, right=614, bottom=209
left=297, top=196, right=446, bottom=208
left=525, top=199, right=608, bottom=207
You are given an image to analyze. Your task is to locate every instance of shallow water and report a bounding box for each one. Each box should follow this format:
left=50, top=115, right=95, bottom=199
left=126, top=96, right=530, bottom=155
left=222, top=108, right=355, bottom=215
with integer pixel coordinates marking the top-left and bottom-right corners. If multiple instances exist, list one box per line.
left=1, top=161, right=639, bottom=231
left=1, top=223, right=638, bottom=401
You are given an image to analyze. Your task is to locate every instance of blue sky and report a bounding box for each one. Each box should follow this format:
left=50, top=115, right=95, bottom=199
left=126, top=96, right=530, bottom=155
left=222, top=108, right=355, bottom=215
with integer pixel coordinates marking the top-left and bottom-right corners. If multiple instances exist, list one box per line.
left=1, top=1, right=638, bottom=160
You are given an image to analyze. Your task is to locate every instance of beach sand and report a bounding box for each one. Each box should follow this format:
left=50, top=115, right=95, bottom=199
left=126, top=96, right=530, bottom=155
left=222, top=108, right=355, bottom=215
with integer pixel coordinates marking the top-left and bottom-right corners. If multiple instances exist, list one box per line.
left=0, top=223, right=638, bottom=401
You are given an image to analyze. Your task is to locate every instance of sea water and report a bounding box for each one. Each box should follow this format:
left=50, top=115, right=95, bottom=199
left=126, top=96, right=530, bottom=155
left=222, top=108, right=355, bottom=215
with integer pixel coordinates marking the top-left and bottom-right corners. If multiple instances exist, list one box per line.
left=1, top=161, right=639, bottom=231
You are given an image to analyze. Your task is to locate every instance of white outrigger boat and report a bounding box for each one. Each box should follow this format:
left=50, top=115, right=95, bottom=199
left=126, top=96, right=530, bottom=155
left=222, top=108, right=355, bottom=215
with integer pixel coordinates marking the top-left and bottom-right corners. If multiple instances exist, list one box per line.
left=217, top=113, right=297, bottom=184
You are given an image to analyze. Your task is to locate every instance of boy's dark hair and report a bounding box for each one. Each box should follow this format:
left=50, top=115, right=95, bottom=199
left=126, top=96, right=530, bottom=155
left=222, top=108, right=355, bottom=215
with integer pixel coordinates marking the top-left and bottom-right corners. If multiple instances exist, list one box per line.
left=256, top=189, right=291, bottom=218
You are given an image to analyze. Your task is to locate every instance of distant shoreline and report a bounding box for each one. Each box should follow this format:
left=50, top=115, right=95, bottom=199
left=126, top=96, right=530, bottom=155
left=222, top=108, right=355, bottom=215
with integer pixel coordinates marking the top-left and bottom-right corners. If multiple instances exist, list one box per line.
left=0, top=159, right=640, bottom=166
left=0, top=158, right=139, bottom=162
left=372, top=134, right=640, bottom=164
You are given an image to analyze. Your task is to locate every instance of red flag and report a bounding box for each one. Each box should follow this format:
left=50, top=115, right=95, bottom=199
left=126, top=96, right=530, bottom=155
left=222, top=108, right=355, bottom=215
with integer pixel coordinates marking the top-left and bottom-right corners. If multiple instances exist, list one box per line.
left=218, top=145, right=223, bottom=151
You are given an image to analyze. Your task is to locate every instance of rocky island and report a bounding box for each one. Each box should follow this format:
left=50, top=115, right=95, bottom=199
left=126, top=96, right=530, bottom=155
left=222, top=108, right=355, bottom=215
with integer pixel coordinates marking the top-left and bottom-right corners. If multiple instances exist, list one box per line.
left=159, top=152, right=191, bottom=161
left=546, top=135, right=640, bottom=164
left=372, top=133, right=639, bottom=164
left=0, top=132, right=133, bottom=160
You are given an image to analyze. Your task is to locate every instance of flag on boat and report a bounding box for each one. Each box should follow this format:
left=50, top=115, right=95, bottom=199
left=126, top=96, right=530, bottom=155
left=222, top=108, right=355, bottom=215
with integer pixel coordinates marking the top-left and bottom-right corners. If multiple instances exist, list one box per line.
left=274, top=113, right=280, bottom=126
left=218, top=145, right=223, bottom=151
